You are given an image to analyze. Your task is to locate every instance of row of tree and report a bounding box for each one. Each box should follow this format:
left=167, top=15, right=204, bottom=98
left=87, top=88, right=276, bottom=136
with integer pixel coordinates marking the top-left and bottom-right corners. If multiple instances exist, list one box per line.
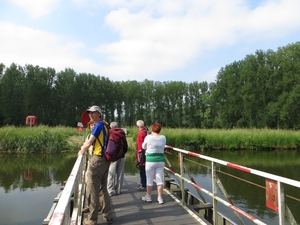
left=214, top=42, right=300, bottom=129
left=1, top=42, right=300, bottom=129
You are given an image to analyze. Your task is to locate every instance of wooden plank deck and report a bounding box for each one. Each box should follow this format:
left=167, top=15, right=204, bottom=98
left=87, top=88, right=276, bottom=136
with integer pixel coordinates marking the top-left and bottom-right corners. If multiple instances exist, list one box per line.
left=82, top=175, right=208, bottom=225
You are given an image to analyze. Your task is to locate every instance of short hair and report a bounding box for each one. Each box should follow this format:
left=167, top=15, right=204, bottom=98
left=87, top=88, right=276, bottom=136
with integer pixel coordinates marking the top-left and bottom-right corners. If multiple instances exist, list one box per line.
left=110, top=121, right=118, bottom=129
left=151, top=122, right=161, bottom=134
left=136, top=120, right=144, bottom=127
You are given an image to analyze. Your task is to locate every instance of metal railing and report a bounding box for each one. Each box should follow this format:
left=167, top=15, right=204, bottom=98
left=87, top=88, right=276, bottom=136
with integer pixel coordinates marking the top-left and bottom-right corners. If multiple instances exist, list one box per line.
left=44, top=146, right=300, bottom=225
left=164, top=145, right=300, bottom=225
left=44, top=154, right=86, bottom=225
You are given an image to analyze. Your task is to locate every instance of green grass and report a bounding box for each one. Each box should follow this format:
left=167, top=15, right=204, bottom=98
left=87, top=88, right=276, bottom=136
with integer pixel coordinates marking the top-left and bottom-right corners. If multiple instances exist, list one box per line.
left=0, top=125, right=84, bottom=153
left=126, top=127, right=300, bottom=152
left=1, top=126, right=300, bottom=153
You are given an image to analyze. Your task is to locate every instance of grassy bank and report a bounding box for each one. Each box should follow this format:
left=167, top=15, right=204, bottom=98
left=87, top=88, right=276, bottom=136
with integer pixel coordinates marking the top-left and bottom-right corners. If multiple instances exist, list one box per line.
left=1, top=126, right=300, bottom=153
left=126, top=127, right=300, bottom=152
left=0, top=125, right=84, bottom=153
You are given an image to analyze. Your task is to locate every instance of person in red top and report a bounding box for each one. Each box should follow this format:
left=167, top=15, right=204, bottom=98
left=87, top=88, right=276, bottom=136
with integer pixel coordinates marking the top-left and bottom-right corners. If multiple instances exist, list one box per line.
left=136, top=120, right=148, bottom=190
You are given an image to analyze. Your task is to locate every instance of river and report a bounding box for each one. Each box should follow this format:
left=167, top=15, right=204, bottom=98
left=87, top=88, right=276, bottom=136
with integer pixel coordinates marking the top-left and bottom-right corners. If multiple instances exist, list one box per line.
left=0, top=150, right=299, bottom=225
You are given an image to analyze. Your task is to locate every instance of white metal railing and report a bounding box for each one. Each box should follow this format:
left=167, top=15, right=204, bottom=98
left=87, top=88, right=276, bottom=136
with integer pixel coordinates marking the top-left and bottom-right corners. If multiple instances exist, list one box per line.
left=46, top=154, right=86, bottom=225
left=164, top=145, right=300, bottom=225
left=44, top=146, right=300, bottom=225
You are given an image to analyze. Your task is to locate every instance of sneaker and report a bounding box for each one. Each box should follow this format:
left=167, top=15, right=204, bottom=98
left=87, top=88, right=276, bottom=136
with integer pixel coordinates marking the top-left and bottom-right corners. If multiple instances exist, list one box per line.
left=137, top=182, right=142, bottom=187
left=142, top=194, right=152, bottom=202
left=157, top=197, right=164, bottom=204
left=137, top=186, right=146, bottom=191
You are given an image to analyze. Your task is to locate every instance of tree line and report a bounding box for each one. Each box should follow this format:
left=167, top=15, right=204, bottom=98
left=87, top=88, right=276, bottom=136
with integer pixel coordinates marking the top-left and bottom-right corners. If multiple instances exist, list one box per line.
left=1, top=41, right=299, bottom=129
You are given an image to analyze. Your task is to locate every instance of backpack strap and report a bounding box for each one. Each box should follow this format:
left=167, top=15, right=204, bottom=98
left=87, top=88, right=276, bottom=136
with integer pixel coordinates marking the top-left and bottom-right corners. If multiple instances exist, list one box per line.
left=95, top=121, right=110, bottom=153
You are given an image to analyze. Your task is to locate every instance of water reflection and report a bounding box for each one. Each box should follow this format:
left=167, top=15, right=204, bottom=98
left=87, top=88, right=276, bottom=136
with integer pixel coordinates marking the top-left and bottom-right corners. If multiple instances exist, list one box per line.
left=164, top=151, right=300, bottom=225
left=1, top=151, right=300, bottom=225
left=0, top=153, right=77, bottom=225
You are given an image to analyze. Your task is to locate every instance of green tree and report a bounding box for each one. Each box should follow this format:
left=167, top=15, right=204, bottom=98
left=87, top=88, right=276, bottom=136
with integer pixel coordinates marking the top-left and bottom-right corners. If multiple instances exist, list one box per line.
left=73, top=73, right=97, bottom=123
left=0, top=63, right=26, bottom=125
left=53, top=68, right=77, bottom=126
left=122, top=80, right=140, bottom=126
left=0, top=63, right=5, bottom=123
left=277, top=43, right=300, bottom=129
left=213, top=61, right=243, bottom=128
left=152, top=81, right=166, bottom=125
left=24, top=65, right=56, bottom=125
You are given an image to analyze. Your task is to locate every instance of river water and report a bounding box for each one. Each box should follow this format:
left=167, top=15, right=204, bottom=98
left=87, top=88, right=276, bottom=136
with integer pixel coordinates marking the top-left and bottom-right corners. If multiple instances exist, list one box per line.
left=0, top=151, right=299, bottom=225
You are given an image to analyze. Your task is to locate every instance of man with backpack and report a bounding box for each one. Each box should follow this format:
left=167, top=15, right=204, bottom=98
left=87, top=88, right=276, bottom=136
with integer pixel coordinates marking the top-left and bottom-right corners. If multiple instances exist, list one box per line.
left=107, top=121, right=128, bottom=196
left=78, top=105, right=113, bottom=225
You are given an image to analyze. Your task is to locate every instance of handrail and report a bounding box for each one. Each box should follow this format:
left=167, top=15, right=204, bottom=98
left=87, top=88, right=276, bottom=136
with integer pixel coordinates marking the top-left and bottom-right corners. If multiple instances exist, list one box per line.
left=164, top=145, right=300, bottom=225
left=165, top=145, right=300, bottom=188
left=45, top=146, right=299, bottom=225
left=47, top=154, right=86, bottom=225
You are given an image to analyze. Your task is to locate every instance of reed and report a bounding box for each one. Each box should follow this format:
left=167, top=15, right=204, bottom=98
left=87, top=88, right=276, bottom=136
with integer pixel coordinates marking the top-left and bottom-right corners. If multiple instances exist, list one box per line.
left=1, top=126, right=300, bottom=153
left=125, top=127, right=300, bottom=152
left=0, top=125, right=83, bottom=153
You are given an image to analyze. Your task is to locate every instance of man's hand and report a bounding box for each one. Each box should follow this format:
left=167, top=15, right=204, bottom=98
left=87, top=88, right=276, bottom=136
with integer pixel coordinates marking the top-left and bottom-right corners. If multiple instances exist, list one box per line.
left=78, top=149, right=86, bottom=156
left=78, top=134, right=95, bottom=156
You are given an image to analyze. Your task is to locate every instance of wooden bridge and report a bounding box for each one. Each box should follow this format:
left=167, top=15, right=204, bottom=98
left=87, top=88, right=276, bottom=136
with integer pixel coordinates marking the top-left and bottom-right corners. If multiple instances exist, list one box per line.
left=43, top=145, right=300, bottom=225
left=84, top=174, right=210, bottom=225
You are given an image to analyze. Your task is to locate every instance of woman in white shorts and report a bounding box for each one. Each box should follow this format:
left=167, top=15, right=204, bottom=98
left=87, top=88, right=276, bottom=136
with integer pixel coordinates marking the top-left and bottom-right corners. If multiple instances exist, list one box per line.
left=141, top=122, right=166, bottom=204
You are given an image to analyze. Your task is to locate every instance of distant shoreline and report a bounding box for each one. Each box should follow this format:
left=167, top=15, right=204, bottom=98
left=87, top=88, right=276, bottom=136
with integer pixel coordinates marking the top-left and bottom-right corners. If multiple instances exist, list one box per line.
left=1, top=126, right=300, bottom=153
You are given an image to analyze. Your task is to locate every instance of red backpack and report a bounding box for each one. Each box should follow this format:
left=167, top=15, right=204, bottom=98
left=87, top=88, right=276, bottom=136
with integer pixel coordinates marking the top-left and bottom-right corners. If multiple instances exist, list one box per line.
left=104, top=128, right=128, bottom=162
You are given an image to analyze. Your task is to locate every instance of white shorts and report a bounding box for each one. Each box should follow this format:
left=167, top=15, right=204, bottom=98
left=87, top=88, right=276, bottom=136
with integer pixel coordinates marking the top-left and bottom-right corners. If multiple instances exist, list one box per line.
left=145, top=161, right=165, bottom=186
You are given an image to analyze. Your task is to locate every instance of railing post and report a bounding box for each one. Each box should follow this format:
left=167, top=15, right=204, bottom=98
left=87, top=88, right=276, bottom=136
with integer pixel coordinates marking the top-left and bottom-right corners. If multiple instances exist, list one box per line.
left=278, top=181, right=285, bottom=225
left=212, top=161, right=218, bottom=225
left=179, top=152, right=185, bottom=205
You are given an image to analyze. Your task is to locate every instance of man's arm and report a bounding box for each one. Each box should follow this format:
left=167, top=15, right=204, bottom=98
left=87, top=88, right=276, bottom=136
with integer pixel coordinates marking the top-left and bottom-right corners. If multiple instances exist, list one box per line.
left=78, top=135, right=96, bottom=155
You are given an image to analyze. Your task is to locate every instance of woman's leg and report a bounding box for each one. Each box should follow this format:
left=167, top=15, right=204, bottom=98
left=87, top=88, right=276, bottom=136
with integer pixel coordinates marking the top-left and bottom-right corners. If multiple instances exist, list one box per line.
left=146, top=185, right=153, bottom=196
left=155, top=162, right=165, bottom=203
left=142, top=162, right=154, bottom=202
left=157, top=185, right=163, bottom=199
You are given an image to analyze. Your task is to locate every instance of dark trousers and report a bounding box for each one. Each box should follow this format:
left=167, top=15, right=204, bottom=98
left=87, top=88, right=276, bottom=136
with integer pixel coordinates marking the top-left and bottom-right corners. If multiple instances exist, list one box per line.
left=139, top=165, right=146, bottom=187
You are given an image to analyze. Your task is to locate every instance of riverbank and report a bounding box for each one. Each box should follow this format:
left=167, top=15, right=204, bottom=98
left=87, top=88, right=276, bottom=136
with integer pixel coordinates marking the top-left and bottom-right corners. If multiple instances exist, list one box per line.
left=0, top=125, right=83, bottom=153
left=127, top=127, right=300, bottom=152
left=1, top=125, right=300, bottom=153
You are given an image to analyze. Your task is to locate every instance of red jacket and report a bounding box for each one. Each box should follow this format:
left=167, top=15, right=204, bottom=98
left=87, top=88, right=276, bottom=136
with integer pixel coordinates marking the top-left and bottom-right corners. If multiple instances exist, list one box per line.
left=136, top=128, right=148, bottom=163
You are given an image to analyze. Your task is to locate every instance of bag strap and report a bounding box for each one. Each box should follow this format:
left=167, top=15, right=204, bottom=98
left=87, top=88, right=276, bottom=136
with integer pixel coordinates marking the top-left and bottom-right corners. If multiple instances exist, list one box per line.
left=95, top=121, right=110, bottom=152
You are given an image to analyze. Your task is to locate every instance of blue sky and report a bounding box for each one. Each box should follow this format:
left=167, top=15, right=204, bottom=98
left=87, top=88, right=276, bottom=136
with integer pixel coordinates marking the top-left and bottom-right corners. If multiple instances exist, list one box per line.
left=0, top=0, right=299, bottom=84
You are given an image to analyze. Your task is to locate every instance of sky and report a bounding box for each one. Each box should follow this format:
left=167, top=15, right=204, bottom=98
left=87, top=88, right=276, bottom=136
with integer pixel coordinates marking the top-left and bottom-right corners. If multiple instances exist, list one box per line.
left=0, top=0, right=300, bottom=84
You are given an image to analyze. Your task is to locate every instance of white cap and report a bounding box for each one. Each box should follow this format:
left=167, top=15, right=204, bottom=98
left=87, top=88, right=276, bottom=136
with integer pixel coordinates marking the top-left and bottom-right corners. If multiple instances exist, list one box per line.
left=86, top=105, right=102, bottom=115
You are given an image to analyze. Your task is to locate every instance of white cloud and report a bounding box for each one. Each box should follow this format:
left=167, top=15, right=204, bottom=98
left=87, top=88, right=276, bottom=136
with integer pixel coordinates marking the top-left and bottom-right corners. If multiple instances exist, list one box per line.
left=12, top=0, right=60, bottom=18
left=242, top=0, right=300, bottom=39
left=1, top=0, right=300, bottom=82
left=96, top=0, right=300, bottom=80
left=0, top=22, right=95, bottom=73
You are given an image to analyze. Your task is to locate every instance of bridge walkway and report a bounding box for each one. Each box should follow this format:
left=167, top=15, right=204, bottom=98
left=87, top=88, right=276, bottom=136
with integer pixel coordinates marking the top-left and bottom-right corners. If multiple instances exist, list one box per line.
left=82, top=175, right=208, bottom=225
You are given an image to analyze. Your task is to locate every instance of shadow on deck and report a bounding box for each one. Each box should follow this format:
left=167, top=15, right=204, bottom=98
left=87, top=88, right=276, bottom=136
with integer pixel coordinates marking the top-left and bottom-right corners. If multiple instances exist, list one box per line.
left=82, top=175, right=210, bottom=225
